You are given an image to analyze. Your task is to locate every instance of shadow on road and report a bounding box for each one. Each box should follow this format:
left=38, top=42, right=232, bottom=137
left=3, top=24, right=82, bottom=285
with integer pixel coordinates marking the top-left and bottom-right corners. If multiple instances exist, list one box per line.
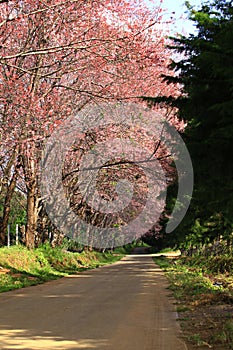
left=0, top=252, right=185, bottom=350
left=131, top=246, right=181, bottom=259
left=131, top=246, right=150, bottom=255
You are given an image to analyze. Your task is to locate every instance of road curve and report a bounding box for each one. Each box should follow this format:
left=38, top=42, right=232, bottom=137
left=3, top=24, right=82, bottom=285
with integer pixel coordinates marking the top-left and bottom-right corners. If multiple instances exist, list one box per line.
left=0, top=254, right=187, bottom=350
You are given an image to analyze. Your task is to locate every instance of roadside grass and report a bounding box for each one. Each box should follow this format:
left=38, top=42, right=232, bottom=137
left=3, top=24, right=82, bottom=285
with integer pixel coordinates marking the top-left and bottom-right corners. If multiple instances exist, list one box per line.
left=154, top=255, right=233, bottom=349
left=0, top=244, right=125, bottom=293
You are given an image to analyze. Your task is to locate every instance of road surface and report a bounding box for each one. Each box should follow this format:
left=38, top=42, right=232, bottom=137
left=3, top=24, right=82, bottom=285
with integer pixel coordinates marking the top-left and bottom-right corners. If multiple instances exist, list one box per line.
left=0, top=252, right=187, bottom=350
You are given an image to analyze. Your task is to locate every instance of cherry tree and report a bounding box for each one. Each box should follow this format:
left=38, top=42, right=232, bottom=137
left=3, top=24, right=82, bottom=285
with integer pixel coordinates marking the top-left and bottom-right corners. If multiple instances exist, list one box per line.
left=0, top=0, right=180, bottom=247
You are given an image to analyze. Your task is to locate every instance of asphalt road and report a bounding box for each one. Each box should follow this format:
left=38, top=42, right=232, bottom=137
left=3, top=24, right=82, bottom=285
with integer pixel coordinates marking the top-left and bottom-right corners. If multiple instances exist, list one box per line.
left=0, top=252, right=187, bottom=350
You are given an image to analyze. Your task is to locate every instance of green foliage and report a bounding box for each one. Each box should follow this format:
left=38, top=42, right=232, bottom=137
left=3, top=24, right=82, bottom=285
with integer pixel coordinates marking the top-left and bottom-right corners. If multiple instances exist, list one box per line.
left=211, top=320, right=233, bottom=348
left=154, top=256, right=212, bottom=302
left=181, top=254, right=233, bottom=274
left=155, top=254, right=233, bottom=349
left=145, top=0, right=233, bottom=249
left=188, top=334, right=206, bottom=346
left=112, top=242, right=139, bottom=254
left=154, top=255, right=233, bottom=302
left=0, top=190, right=26, bottom=230
left=59, top=237, right=84, bottom=253
left=152, top=256, right=171, bottom=270
left=0, top=244, right=123, bottom=293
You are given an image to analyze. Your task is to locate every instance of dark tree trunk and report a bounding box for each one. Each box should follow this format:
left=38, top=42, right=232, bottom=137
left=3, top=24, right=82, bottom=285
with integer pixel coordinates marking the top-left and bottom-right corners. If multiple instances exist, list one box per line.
left=0, top=170, right=18, bottom=246
left=25, top=178, right=37, bottom=249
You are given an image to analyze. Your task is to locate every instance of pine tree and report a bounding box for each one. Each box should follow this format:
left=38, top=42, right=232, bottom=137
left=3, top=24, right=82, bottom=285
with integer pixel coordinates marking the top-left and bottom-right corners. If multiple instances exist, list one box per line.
left=144, top=0, right=233, bottom=248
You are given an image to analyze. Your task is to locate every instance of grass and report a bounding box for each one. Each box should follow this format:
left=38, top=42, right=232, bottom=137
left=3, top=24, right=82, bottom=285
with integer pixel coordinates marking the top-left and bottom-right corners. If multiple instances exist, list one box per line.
left=188, top=334, right=205, bottom=346
left=0, top=244, right=125, bottom=293
left=154, top=255, right=233, bottom=304
left=154, top=254, right=233, bottom=349
left=211, top=321, right=233, bottom=349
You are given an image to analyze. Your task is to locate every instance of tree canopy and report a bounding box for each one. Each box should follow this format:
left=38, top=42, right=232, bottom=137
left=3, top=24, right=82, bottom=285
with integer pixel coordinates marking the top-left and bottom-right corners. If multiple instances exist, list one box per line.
left=0, top=0, right=179, bottom=248
left=144, top=0, right=233, bottom=249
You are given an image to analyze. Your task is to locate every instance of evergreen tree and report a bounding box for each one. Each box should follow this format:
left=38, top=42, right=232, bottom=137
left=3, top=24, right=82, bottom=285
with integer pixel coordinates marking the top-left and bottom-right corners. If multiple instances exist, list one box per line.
left=145, top=0, right=233, bottom=249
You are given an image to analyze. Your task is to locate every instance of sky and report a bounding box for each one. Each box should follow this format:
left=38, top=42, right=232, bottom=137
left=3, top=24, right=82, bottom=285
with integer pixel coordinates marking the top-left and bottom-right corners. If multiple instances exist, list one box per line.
left=158, top=0, right=204, bottom=35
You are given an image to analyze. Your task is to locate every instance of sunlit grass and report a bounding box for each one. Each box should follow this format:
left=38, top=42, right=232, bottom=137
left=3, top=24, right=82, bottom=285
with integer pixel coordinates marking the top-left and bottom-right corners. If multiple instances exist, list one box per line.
left=0, top=244, right=124, bottom=293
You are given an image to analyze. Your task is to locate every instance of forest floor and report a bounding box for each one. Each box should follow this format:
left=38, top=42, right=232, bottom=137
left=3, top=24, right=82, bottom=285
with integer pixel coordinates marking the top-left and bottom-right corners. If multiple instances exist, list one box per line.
left=154, top=255, right=233, bottom=350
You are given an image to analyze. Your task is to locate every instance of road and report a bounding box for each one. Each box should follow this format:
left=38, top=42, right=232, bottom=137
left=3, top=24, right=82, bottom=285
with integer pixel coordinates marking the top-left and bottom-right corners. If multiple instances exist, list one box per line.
left=0, top=252, right=187, bottom=350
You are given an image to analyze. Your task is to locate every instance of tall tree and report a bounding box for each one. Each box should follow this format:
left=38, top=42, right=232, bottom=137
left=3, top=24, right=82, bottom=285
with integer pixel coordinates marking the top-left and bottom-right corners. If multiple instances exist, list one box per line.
left=145, top=0, right=233, bottom=249
left=0, top=0, right=179, bottom=247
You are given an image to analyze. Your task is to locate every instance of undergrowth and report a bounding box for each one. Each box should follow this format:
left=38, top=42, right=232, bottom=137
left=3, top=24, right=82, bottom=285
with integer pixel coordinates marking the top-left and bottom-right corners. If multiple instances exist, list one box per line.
left=154, top=254, right=233, bottom=349
left=0, top=244, right=125, bottom=293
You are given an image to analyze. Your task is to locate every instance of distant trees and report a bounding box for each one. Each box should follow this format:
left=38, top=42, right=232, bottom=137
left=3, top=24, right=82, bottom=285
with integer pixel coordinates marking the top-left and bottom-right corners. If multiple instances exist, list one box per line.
left=146, top=0, right=233, bottom=250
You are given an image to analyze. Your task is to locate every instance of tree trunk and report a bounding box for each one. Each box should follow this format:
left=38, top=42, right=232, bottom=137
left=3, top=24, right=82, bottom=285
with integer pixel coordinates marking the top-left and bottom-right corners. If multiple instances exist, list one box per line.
left=25, top=179, right=37, bottom=249
left=0, top=219, right=5, bottom=246
left=0, top=147, right=19, bottom=246
left=0, top=170, right=18, bottom=246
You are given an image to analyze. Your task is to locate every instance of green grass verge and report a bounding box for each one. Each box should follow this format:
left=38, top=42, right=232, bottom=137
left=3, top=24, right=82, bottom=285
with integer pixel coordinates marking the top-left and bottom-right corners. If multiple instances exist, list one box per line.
left=0, top=244, right=124, bottom=293
left=154, top=255, right=233, bottom=304
left=154, top=255, right=233, bottom=349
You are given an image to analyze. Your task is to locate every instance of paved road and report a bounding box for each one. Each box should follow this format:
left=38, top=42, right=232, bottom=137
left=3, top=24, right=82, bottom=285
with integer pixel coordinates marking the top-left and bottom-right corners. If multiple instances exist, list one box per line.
left=0, top=253, right=187, bottom=350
